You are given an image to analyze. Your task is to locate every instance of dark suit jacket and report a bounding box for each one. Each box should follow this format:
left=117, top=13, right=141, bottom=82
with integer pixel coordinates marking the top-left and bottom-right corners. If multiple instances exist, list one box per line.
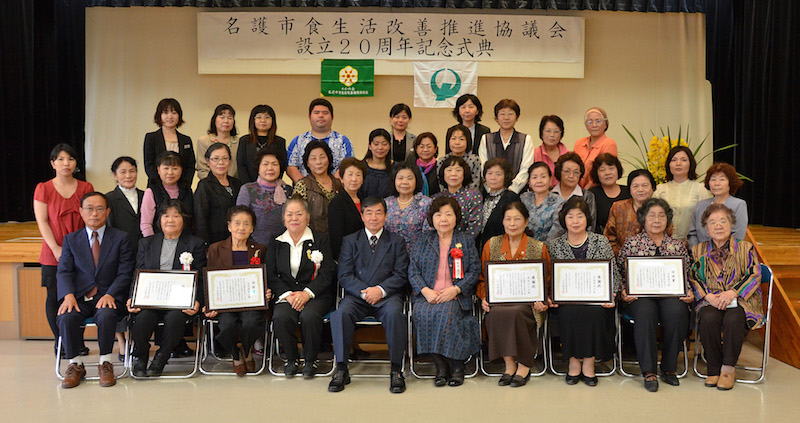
left=57, top=226, right=134, bottom=306
left=143, top=128, right=195, bottom=187
left=106, top=186, right=144, bottom=254
left=478, top=190, right=521, bottom=250
left=193, top=175, right=243, bottom=245
left=236, top=134, right=287, bottom=184
left=327, top=190, right=364, bottom=260
left=265, top=230, right=335, bottom=301
left=337, top=229, right=409, bottom=301
left=446, top=123, right=491, bottom=155
left=206, top=236, right=267, bottom=268
left=136, top=232, right=208, bottom=304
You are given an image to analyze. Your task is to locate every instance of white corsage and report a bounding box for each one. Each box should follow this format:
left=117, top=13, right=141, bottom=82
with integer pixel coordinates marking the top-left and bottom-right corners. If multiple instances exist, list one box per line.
left=308, top=250, right=323, bottom=280
left=179, top=252, right=194, bottom=271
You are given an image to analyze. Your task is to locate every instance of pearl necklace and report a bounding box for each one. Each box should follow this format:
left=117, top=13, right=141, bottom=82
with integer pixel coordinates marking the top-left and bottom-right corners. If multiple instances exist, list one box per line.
left=397, top=196, right=414, bottom=206
left=567, top=234, right=588, bottom=248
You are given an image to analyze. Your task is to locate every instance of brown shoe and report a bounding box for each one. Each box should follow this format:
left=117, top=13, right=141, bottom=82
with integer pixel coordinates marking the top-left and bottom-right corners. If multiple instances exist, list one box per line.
left=62, top=363, right=86, bottom=389
left=243, top=348, right=255, bottom=373
left=717, top=371, right=735, bottom=390
left=98, top=362, right=116, bottom=387
left=704, top=375, right=719, bottom=387
left=233, top=360, right=247, bottom=377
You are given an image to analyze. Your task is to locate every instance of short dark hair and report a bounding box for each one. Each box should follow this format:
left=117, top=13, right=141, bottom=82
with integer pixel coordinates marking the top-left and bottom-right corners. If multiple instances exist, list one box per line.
left=80, top=191, right=108, bottom=208
left=389, top=162, right=423, bottom=196
left=494, top=99, right=520, bottom=118
left=483, top=157, right=513, bottom=188
left=207, top=104, right=237, bottom=137
left=389, top=103, right=412, bottom=119
left=438, top=155, right=473, bottom=189
left=590, top=153, right=623, bottom=185
left=636, top=198, right=673, bottom=229
left=226, top=205, right=257, bottom=226
left=339, top=157, right=367, bottom=179
left=558, top=197, right=591, bottom=230
left=255, top=144, right=288, bottom=178
left=154, top=98, right=184, bottom=127
left=414, top=132, right=439, bottom=158
left=111, top=156, right=137, bottom=173
left=554, top=152, right=585, bottom=182
left=309, top=98, right=333, bottom=116
left=704, top=162, right=743, bottom=195
left=701, top=203, right=737, bottom=228
left=427, top=196, right=462, bottom=228
left=156, top=198, right=190, bottom=229
left=527, top=161, right=552, bottom=178
left=157, top=151, right=183, bottom=168
left=445, top=124, right=473, bottom=152
left=627, top=169, right=656, bottom=190
left=503, top=201, right=529, bottom=221
left=302, top=140, right=334, bottom=175
left=539, top=115, right=565, bottom=140
left=247, top=104, right=278, bottom=146
left=361, top=196, right=387, bottom=213
left=49, top=143, right=78, bottom=161
left=204, top=142, right=232, bottom=161
left=665, top=146, right=698, bottom=181
left=452, top=94, right=483, bottom=123
left=363, top=128, right=392, bottom=169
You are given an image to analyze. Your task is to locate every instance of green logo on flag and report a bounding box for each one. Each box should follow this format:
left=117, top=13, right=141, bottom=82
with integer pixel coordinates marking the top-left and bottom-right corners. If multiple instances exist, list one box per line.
left=431, top=68, right=462, bottom=101
left=321, top=59, right=374, bottom=97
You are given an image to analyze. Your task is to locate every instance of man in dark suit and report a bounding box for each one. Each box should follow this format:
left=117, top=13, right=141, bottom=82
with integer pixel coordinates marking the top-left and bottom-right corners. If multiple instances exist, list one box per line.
left=56, top=192, right=134, bottom=388
left=328, top=197, right=410, bottom=393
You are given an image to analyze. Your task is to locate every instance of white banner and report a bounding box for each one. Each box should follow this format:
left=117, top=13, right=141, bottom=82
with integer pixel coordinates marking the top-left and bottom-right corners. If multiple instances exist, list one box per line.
left=414, top=61, right=478, bottom=108
left=199, top=12, right=582, bottom=64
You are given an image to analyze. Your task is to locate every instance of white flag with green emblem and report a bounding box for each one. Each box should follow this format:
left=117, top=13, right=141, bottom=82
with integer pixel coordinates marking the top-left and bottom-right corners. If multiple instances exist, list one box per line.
left=413, top=61, right=478, bottom=108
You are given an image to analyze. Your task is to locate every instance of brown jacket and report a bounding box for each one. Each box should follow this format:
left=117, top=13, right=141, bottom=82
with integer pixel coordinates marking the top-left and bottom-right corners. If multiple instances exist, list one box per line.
left=206, top=236, right=267, bottom=268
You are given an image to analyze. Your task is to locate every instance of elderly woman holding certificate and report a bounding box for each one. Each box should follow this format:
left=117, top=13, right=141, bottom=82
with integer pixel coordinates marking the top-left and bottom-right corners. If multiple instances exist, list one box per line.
left=689, top=203, right=763, bottom=391
left=266, top=197, right=335, bottom=379
left=409, top=196, right=481, bottom=387
left=203, top=206, right=270, bottom=376
left=128, top=199, right=207, bottom=377
left=545, top=197, right=619, bottom=387
left=478, top=202, right=551, bottom=388
left=617, top=198, right=693, bottom=392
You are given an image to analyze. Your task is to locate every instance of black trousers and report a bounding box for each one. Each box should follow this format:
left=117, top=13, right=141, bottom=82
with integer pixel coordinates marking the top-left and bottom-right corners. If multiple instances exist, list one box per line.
left=131, top=309, right=192, bottom=359
left=272, top=297, right=333, bottom=362
left=625, top=298, right=689, bottom=374
left=56, top=296, right=121, bottom=359
left=698, top=305, right=749, bottom=376
left=215, top=311, right=266, bottom=360
left=331, top=295, right=407, bottom=365
left=42, top=265, right=59, bottom=341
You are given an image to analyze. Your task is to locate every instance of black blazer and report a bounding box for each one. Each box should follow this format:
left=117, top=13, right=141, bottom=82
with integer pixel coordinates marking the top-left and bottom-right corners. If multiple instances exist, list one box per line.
left=327, top=190, right=364, bottom=260
left=193, top=175, right=243, bottom=245
left=57, top=226, right=134, bottom=306
left=143, top=128, right=195, bottom=188
left=478, top=190, right=521, bottom=250
left=106, top=186, right=144, bottom=255
left=136, top=232, right=208, bottom=304
left=337, top=229, right=409, bottom=301
left=265, top=229, right=335, bottom=301
left=236, top=134, right=287, bottom=184
left=446, top=123, right=492, bottom=155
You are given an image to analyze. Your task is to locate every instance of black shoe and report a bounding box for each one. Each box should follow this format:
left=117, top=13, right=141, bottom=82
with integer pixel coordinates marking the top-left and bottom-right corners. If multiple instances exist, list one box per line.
left=146, top=351, right=168, bottom=377
left=302, top=361, right=317, bottom=379
left=644, top=377, right=659, bottom=392
left=118, top=353, right=125, bottom=362
left=498, top=373, right=513, bottom=386
left=132, top=356, right=148, bottom=377
left=328, top=369, right=350, bottom=392
left=171, top=340, right=192, bottom=359
left=284, top=360, right=299, bottom=378
left=661, top=372, right=680, bottom=386
left=80, top=346, right=90, bottom=356
left=431, top=355, right=450, bottom=387
left=509, top=372, right=530, bottom=388
left=448, top=359, right=465, bottom=387
left=390, top=371, right=406, bottom=394
left=584, top=375, right=598, bottom=387
left=565, top=373, right=581, bottom=385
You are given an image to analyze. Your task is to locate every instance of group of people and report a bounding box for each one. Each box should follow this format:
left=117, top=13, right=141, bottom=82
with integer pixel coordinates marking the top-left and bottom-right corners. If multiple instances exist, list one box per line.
left=35, top=94, right=762, bottom=394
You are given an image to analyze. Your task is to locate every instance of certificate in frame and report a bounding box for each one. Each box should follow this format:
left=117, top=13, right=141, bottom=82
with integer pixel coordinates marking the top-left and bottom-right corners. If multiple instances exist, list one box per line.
left=551, top=260, right=613, bottom=304
left=131, top=270, right=198, bottom=310
left=625, top=256, right=687, bottom=298
left=484, top=260, right=546, bottom=305
left=204, top=265, right=268, bottom=313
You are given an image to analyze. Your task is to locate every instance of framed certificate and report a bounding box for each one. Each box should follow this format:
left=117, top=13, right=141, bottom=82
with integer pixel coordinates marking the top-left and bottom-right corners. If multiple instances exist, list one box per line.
left=551, top=260, right=613, bottom=304
left=204, top=265, right=268, bottom=313
left=484, top=260, right=546, bottom=305
left=626, top=256, right=686, bottom=297
left=132, top=270, right=198, bottom=310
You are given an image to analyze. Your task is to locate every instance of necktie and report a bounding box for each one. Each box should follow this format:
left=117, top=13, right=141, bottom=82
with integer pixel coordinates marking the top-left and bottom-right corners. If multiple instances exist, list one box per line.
left=92, top=231, right=100, bottom=266
left=370, top=235, right=378, bottom=252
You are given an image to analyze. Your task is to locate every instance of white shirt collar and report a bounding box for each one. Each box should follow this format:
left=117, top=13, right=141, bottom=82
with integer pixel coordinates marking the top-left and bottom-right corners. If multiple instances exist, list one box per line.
left=365, top=227, right=384, bottom=241
left=276, top=226, right=314, bottom=246
left=552, top=183, right=584, bottom=198
left=85, top=225, right=107, bottom=244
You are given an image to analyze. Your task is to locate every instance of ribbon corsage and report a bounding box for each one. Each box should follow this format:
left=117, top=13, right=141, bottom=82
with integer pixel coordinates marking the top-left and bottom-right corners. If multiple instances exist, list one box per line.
left=250, top=249, right=261, bottom=265
left=450, top=243, right=464, bottom=280
left=308, top=249, right=324, bottom=280
left=179, top=252, right=194, bottom=271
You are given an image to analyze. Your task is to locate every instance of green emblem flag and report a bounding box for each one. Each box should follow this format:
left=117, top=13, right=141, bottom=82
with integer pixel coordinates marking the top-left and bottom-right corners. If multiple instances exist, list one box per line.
left=321, top=59, right=374, bottom=97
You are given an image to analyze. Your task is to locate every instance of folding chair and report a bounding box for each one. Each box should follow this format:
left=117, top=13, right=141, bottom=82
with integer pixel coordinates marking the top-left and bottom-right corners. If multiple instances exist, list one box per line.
left=478, top=310, right=548, bottom=377
left=199, top=317, right=269, bottom=376
left=128, top=317, right=201, bottom=379
left=545, top=308, right=618, bottom=376
left=693, top=263, right=774, bottom=384
left=55, top=317, right=130, bottom=381
left=616, top=309, right=688, bottom=378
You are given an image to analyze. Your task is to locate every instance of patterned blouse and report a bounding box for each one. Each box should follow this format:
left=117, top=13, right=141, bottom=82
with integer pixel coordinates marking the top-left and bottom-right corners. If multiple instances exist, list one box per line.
left=520, top=191, right=565, bottom=242
left=481, top=189, right=506, bottom=229
left=236, top=182, right=293, bottom=246
left=616, top=231, right=691, bottom=293
left=432, top=187, right=482, bottom=239
left=689, top=236, right=764, bottom=328
left=436, top=152, right=482, bottom=192
left=384, top=193, right=433, bottom=251
left=545, top=232, right=622, bottom=292
left=604, top=199, right=674, bottom=256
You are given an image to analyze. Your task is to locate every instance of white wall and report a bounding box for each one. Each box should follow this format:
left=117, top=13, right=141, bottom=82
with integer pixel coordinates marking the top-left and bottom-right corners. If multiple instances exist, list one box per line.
left=85, top=7, right=711, bottom=193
